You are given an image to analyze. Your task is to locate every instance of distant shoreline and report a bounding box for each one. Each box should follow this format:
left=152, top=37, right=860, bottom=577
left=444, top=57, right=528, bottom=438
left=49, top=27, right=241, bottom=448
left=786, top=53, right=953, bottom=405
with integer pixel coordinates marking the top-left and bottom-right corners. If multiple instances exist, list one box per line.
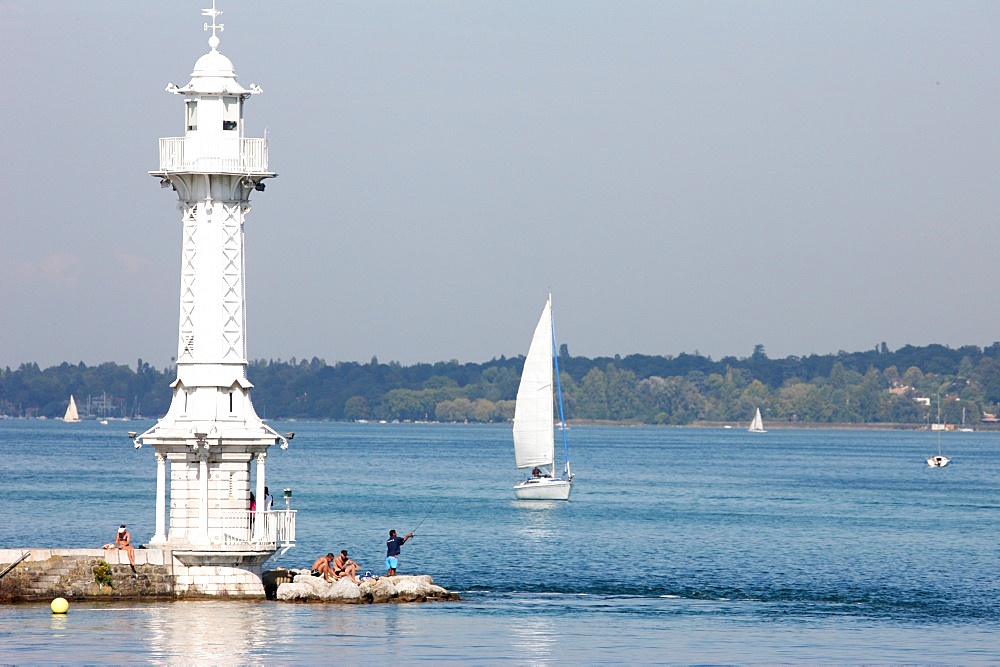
left=323, top=418, right=1000, bottom=431
left=558, top=420, right=999, bottom=431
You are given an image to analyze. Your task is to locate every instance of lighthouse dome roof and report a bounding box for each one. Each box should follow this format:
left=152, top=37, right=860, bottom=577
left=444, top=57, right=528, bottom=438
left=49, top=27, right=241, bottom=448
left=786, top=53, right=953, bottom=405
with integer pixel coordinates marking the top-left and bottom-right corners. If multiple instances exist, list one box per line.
left=185, top=43, right=250, bottom=95
left=192, top=48, right=235, bottom=79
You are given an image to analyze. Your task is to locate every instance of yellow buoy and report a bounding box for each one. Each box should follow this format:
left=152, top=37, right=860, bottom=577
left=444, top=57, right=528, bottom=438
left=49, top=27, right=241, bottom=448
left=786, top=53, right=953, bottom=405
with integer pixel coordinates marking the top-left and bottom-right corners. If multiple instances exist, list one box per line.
left=50, top=597, right=69, bottom=614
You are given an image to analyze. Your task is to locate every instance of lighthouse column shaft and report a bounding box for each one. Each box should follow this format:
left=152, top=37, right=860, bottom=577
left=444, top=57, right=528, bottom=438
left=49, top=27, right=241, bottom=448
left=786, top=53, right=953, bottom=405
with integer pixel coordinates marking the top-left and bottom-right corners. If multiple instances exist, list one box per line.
left=153, top=453, right=167, bottom=544
left=196, top=454, right=210, bottom=543
left=254, top=452, right=266, bottom=536
left=174, top=176, right=251, bottom=386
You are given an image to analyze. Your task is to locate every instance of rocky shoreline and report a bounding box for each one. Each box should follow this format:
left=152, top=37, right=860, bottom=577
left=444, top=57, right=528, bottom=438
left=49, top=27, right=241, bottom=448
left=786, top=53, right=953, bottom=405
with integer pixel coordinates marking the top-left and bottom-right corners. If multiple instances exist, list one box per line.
left=268, top=569, right=459, bottom=603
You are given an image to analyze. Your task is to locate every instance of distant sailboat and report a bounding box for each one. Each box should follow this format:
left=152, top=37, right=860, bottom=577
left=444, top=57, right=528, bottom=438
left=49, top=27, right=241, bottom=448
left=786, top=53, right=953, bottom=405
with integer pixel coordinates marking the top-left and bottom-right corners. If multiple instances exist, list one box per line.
left=959, top=406, right=974, bottom=432
left=63, top=395, right=81, bottom=423
left=748, top=407, right=766, bottom=433
left=512, top=294, right=574, bottom=500
left=927, top=396, right=950, bottom=467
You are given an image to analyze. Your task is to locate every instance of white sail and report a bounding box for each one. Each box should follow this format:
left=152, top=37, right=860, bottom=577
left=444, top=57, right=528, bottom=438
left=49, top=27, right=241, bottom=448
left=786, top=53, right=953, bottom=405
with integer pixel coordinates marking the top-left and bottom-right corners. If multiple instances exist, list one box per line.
left=63, top=395, right=81, bottom=423
left=513, top=297, right=555, bottom=470
left=748, top=407, right=765, bottom=433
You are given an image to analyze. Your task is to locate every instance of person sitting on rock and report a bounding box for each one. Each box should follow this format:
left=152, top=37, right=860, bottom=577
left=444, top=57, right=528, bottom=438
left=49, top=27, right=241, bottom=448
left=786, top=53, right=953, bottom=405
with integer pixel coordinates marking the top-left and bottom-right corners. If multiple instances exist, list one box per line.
left=310, top=553, right=335, bottom=582
left=333, top=550, right=361, bottom=584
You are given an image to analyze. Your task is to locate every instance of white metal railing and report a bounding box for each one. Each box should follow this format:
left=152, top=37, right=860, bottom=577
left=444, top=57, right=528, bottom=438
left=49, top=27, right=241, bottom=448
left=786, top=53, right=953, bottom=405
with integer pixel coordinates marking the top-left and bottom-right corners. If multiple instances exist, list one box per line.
left=215, top=509, right=296, bottom=549
left=158, top=137, right=269, bottom=173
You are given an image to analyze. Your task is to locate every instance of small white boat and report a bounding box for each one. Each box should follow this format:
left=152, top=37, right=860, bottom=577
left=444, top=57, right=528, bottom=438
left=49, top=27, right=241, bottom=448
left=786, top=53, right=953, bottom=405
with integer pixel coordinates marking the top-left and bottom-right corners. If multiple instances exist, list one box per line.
left=927, top=397, right=950, bottom=467
left=959, top=407, right=974, bottom=432
left=748, top=407, right=766, bottom=433
left=63, top=395, right=81, bottom=423
left=512, top=294, right=573, bottom=501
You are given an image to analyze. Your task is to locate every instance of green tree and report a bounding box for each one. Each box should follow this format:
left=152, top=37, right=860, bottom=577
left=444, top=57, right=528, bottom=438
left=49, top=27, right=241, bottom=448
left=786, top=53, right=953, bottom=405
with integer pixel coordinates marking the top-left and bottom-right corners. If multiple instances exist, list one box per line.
left=576, top=368, right=608, bottom=419
left=740, top=380, right=770, bottom=419
left=436, top=397, right=475, bottom=422
left=637, top=375, right=706, bottom=424
left=605, top=365, right=640, bottom=421
left=343, top=395, right=369, bottom=420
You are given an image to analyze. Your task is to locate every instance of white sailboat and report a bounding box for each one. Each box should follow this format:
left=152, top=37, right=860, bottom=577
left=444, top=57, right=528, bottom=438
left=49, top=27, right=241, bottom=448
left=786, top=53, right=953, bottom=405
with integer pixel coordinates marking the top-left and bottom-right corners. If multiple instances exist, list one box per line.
left=512, top=294, right=574, bottom=500
left=927, top=434, right=950, bottom=468
left=927, top=396, right=950, bottom=467
left=748, top=407, right=766, bottom=433
left=63, top=395, right=81, bottom=423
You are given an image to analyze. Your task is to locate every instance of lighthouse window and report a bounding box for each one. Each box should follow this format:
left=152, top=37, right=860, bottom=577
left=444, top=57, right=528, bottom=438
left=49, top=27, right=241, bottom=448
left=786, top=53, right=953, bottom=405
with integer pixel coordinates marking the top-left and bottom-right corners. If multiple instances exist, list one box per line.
left=185, top=100, right=198, bottom=131
left=223, top=96, right=239, bottom=131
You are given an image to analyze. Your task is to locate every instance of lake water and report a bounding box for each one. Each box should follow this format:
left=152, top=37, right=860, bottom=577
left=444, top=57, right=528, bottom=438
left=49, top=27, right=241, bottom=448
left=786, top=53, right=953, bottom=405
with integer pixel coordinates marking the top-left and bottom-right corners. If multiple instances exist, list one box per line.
left=1, top=419, right=998, bottom=664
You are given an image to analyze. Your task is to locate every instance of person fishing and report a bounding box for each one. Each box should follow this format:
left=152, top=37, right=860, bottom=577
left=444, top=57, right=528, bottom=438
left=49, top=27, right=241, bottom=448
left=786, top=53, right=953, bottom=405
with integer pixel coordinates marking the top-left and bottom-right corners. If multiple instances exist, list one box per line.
left=385, top=529, right=413, bottom=577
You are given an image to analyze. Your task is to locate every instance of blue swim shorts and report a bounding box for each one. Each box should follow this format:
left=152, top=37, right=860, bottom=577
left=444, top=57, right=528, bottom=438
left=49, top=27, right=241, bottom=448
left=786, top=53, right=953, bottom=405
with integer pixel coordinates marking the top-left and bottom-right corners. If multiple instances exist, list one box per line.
left=385, top=556, right=398, bottom=570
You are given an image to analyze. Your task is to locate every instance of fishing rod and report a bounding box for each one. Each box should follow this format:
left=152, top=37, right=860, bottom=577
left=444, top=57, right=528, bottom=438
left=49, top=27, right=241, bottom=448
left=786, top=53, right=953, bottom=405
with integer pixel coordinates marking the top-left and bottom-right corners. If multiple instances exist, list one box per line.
left=409, top=496, right=442, bottom=536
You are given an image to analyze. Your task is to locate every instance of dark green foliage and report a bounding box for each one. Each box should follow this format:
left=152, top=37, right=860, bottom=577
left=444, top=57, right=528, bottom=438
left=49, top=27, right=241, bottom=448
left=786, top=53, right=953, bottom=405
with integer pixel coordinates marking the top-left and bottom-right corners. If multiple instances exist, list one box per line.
left=2, top=343, right=1000, bottom=425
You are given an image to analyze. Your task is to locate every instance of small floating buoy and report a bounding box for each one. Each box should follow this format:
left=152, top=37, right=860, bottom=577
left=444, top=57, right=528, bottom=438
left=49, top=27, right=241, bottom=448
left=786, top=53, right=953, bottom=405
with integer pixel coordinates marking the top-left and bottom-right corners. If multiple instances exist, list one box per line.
left=50, top=597, right=69, bottom=614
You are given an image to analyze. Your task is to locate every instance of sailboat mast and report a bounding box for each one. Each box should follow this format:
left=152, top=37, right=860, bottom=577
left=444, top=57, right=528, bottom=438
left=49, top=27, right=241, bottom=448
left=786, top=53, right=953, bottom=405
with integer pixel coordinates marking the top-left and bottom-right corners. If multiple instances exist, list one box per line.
left=550, top=295, right=571, bottom=479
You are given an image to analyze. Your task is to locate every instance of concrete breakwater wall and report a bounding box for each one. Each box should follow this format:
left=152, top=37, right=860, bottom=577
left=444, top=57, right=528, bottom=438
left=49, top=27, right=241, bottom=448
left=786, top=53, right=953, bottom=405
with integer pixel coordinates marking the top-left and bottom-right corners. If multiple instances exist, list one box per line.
left=0, top=549, right=174, bottom=602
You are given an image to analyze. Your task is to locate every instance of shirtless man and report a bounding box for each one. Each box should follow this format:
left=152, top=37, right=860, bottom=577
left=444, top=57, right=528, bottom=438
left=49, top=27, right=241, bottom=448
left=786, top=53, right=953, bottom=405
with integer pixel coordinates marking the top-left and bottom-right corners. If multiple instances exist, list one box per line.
left=333, top=550, right=360, bottom=584
left=311, top=553, right=336, bottom=582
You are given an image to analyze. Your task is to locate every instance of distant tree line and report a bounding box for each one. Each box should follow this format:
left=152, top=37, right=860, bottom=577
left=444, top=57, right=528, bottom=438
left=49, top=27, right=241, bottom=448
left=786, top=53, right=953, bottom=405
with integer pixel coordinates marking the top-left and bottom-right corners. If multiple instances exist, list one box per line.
left=5, top=342, right=1000, bottom=426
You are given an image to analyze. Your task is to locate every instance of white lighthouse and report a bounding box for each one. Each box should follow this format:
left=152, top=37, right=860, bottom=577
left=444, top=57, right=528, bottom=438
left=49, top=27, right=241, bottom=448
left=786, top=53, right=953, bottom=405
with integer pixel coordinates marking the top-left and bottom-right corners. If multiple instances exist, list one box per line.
left=135, top=4, right=294, bottom=597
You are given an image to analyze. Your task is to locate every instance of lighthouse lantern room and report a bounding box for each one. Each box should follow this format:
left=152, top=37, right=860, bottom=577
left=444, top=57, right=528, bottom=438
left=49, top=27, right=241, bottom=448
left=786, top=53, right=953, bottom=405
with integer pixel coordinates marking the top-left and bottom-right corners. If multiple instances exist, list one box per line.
left=135, top=3, right=293, bottom=597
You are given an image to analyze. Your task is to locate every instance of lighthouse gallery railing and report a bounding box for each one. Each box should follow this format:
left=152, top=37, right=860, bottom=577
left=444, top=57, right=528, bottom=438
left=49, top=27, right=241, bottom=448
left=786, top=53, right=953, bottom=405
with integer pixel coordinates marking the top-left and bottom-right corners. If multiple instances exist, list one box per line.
left=158, top=137, right=269, bottom=173
left=215, top=509, right=295, bottom=549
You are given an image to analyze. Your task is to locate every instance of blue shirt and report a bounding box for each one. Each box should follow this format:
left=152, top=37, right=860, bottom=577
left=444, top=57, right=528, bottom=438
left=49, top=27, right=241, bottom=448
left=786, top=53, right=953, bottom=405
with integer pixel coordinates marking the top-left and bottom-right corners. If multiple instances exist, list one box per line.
left=386, top=535, right=406, bottom=557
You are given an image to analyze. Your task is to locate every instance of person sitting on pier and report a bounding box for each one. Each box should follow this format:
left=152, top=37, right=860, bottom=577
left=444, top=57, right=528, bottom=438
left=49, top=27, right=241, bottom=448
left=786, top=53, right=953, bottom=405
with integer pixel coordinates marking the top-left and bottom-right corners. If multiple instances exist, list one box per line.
left=333, top=550, right=361, bottom=584
left=311, top=553, right=335, bottom=582
left=115, top=525, right=136, bottom=573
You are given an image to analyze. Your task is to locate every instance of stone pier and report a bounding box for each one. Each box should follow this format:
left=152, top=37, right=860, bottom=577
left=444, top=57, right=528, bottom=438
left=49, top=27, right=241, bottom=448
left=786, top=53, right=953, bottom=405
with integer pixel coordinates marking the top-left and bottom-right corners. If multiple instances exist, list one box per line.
left=0, top=550, right=458, bottom=604
left=0, top=549, right=173, bottom=602
left=0, top=548, right=268, bottom=601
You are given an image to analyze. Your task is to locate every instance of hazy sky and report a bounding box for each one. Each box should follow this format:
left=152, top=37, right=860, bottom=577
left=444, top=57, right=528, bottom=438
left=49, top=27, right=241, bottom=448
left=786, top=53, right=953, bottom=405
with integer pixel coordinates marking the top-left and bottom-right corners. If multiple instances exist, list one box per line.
left=3, top=1, right=1000, bottom=371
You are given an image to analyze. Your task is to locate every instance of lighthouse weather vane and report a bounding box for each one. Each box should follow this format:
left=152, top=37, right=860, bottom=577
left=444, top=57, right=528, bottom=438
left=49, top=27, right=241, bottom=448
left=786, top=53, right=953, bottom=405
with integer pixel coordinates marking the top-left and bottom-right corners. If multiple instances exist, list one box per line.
left=202, top=1, right=224, bottom=39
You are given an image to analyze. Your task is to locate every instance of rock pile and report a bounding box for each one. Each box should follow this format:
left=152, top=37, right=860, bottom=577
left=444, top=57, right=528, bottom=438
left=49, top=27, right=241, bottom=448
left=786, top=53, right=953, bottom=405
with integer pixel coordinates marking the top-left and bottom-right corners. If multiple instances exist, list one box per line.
left=272, top=570, right=459, bottom=603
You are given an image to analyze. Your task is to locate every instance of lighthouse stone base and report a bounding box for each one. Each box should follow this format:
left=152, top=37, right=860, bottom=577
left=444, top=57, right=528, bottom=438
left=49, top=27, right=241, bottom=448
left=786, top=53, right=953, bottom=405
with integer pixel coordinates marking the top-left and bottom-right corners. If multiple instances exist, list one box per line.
left=169, top=549, right=275, bottom=597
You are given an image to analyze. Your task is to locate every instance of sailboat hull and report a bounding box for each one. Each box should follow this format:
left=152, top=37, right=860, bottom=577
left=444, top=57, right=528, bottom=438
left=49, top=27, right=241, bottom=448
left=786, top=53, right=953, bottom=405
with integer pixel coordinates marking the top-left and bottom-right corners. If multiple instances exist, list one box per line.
left=514, top=478, right=572, bottom=500
left=927, top=456, right=950, bottom=467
